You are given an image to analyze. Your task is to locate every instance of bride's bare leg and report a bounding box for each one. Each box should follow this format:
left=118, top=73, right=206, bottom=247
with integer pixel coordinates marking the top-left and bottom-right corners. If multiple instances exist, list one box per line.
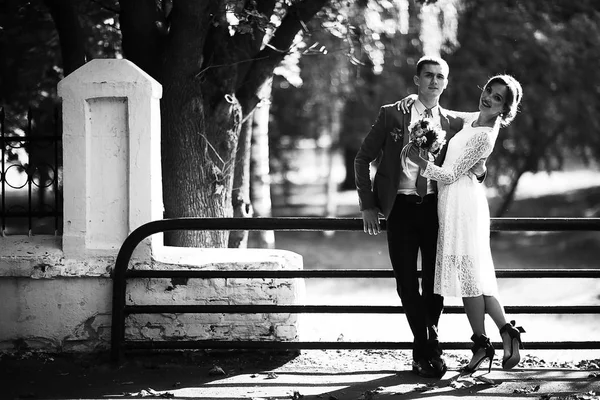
left=484, top=295, right=511, bottom=359
left=463, top=296, right=487, bottom=369
left=463, top=295, right=485, bottom=335
left=483, top=295, right=508, bottom=329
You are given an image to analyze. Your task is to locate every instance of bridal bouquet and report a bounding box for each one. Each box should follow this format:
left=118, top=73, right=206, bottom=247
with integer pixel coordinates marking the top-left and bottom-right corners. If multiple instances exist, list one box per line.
left=400, top=118, right=447, bottom=173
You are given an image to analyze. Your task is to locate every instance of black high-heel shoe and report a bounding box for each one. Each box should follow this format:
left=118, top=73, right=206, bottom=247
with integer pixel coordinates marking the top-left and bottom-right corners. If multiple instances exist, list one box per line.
left=500, top=320, right=525, bottom=370
left=460, top=334, right=495, bottom=375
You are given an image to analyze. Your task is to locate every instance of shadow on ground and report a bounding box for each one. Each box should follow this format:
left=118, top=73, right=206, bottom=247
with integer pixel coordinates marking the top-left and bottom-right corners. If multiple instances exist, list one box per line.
left=2, top=350, right=599, bottom=399
left=1, top=350, right=296, bottom=399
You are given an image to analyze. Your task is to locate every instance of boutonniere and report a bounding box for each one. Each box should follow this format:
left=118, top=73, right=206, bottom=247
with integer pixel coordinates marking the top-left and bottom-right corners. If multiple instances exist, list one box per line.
left=390, top=127, right=403, bottom=142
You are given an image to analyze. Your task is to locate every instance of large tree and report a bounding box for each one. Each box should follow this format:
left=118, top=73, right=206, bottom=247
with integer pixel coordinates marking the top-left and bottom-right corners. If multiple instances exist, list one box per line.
left=117, top=1, right=330, bottom=247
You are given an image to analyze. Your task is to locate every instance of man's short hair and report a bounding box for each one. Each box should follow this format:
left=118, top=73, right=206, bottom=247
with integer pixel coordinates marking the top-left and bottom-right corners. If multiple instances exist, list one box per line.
left=416, top=56, right=449, bottom=77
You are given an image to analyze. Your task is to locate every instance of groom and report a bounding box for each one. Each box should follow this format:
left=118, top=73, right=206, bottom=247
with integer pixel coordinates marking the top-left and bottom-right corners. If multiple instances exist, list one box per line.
left=354, top=56, right=484, bottom=378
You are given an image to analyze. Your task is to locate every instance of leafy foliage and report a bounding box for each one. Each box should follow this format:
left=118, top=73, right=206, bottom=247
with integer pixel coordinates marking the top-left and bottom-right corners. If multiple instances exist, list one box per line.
left=4, top=0, right=600, bottom=224
left=0, top=0, right=120, bottom=129
left=443, top=0, right=600, bottom=214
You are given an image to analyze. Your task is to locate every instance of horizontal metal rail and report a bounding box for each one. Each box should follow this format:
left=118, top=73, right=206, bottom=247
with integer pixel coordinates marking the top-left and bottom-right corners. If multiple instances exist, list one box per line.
left=111, top=217, right=600, bottom=361
left=127, top=268, right=600, bottom=279
left=124, top=304, right=600, bottom=315
left=123, top=340, right=598, bottom=351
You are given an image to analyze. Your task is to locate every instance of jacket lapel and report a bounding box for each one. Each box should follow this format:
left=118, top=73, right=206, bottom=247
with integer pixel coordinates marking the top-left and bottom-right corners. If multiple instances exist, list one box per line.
left=402, top=110, right=411, bottom=147
left=435, top=108, right=454, bottom=167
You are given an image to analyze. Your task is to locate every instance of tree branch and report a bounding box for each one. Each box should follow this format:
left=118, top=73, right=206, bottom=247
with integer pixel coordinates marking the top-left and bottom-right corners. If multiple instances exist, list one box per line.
left=236, top=0, right=328, bottom=114
left=232, top=0, right=278, bottom=89
left=89, top=0, right=120, bottom=14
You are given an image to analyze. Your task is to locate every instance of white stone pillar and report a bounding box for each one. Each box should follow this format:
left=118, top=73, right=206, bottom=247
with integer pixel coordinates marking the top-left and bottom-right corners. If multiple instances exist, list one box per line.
left=57, top=59, right=163, bottom=259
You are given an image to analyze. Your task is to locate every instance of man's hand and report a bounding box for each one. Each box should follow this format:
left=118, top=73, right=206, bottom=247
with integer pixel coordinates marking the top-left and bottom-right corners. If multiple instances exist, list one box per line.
left=396, top=94, right=418, bottom=114
left=470, top=158, right=487, bottom=181
left=361, top=208, right=381, bottom=235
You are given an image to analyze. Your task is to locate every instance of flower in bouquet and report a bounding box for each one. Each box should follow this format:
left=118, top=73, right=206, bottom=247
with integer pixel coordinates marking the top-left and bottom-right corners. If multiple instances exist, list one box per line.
left=400, top=118, right=447, bottom=174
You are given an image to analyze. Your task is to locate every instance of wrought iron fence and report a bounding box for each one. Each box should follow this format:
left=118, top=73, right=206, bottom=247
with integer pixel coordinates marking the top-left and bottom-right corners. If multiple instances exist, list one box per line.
left=110, top=217, right=600, bottom=362
left=0, top=106, right=62, bottom=236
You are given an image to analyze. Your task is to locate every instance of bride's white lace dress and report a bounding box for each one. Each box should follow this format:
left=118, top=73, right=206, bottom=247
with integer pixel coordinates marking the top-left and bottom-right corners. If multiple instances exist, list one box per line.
left=422, top=113, right=499, bottom=298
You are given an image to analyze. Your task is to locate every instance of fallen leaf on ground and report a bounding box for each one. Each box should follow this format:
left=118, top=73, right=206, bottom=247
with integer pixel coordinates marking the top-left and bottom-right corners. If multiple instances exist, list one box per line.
left=291, top=390, right=303, bottom=399
left=513, top=385, right=540, bottom=394
left=578, top=391, right=598, bottom=399
left=360, top=390, right=376, bottom=400
left=560, top=391, right=598, bottom=400
left=475, top=375, right=496, bottom=385
left=208, top=365, right=226, bottom=376
left=450, top=379, right=476, bottom=389
left=265, top=372, right=278, bottom=379
left=413, top=383, right=438, bottom=392
left=126, top=388, right=174, bottom=398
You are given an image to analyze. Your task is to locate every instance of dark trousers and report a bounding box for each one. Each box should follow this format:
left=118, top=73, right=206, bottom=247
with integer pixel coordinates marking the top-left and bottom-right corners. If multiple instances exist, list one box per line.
left=386, top=194, right=444, bottom=360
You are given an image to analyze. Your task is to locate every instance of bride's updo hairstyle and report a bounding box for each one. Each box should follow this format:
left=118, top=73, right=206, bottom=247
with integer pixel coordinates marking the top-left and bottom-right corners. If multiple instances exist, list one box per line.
left=484, top=74, right=523, bottom=127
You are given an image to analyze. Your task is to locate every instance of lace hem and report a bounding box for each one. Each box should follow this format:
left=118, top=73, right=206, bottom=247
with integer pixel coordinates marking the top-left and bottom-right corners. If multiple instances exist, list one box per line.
left=435, top=255, right=483, bottom=297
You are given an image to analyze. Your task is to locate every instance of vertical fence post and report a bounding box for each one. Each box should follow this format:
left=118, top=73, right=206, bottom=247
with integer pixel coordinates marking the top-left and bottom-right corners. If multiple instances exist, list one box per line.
left=53, top=106, right=60, bottom=236
left=1, top=107, right=5, bottom=236
left=26, top=107, right=33, bottom=236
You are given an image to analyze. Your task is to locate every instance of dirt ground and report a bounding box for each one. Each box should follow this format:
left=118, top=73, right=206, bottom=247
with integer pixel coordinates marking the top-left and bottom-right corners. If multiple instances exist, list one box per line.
left=2, top=349, right=599, bottom=399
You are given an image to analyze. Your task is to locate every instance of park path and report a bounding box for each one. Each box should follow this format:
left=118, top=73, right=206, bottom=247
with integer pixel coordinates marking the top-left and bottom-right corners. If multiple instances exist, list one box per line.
left=2, top=350, right=599, bottom=399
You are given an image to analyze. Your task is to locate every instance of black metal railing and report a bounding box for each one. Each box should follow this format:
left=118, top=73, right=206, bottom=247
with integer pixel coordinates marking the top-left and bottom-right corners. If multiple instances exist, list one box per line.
left=0, top=106, right=62, bottom=236
left=111, top=217, right=600, bottom=362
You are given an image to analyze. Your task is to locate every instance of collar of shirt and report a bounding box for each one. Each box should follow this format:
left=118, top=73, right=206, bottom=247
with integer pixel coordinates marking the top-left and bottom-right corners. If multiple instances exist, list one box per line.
left=410, top=100, right=441, bottom=126
left=413, top=99, right=440, bottom=118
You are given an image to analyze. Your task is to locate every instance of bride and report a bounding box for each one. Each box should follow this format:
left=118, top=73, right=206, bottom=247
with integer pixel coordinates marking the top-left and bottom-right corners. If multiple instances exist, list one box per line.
left=406, top=74, right=526, bottom=374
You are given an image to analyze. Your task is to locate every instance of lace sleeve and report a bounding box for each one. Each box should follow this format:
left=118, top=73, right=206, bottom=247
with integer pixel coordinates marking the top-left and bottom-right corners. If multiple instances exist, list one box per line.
left=422, top=130, right=492, bottom=185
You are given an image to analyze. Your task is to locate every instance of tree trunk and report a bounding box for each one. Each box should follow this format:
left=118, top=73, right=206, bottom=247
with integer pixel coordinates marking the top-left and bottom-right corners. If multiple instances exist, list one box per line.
left=249, top=79, right=275, bottom=249
left=119, top=0, right=326, bottom=248
left=43, top=0, right=86, bottom=75
left=228, top=112, right=253, bottom=248
left=324, top=98, right=344, bottom=218
left=119, top=0, right=166, bottom=82
left=161, top=2, right=240, bottom=247
left=340, top=146, right=358, bottom=190
left=493, top=166, right=526, bottom=217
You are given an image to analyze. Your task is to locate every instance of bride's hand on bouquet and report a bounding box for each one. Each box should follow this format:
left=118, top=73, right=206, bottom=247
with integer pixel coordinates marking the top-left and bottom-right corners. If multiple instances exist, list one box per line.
left=396, top=94, right=418, bottom=114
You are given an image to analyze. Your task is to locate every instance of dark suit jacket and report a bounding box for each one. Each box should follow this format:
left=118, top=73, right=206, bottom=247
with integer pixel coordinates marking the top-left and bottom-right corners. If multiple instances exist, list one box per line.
left=354, top=102, right=464, bottom=219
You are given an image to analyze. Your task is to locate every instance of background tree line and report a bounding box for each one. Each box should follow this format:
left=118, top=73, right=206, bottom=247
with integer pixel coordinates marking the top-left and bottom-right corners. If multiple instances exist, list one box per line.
left=1, top=0, right=599, bottom=247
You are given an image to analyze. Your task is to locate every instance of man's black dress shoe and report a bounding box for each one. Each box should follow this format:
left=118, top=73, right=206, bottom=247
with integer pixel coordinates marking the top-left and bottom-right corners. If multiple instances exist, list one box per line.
left=411, top=358, right=436, bottom=378
left=427, top=339, right=447, bottom=377
left=430, top=354, right=447, bottom=378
